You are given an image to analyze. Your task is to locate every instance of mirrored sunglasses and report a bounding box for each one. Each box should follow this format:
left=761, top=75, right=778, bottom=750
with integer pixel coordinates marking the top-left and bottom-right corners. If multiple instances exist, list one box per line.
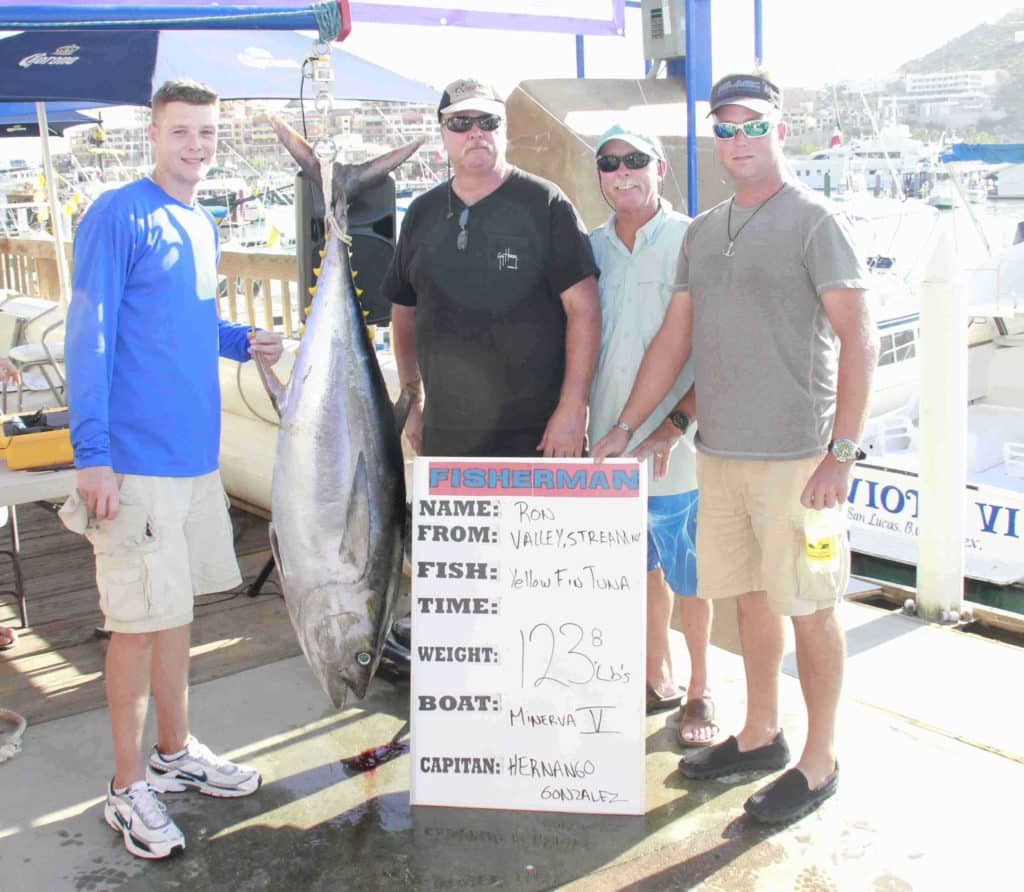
left=596, top=151, right=653, bottom=173
left=456, top=208, right=469, bottom=251
left=443, top=114, right=502, bottom=133
left=712, top=118, right=774, bottom=140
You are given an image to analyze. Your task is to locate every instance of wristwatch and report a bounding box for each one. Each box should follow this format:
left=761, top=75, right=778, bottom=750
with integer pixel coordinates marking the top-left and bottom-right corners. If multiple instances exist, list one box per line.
left=614, top=420, right=633, bottom=435
left=828, top=437, right=866, bottom=462
left=668, top=409, right=691, bottom=435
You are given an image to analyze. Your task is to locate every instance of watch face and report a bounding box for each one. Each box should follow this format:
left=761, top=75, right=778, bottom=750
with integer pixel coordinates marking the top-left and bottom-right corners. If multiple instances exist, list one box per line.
left=669, top=410, right=689, bottom=433
left=831, top=438, right=857, bottom=461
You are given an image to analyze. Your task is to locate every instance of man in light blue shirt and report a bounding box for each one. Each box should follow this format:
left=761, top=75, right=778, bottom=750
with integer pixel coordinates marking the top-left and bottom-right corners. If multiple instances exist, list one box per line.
left=588, top=124, right=717, bottom=746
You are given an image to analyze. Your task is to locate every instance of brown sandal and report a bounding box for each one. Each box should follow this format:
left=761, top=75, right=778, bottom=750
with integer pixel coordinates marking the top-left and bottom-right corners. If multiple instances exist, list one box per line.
left=646, top=684, right=685, bottom=715
left=677, top=694, right=720, bottom=748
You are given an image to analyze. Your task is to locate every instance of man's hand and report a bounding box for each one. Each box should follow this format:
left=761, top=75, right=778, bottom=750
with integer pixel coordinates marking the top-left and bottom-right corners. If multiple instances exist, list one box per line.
left=801, top=454, right=854, bottom=509
left=537, top=401, right=587, bottom=458
left=76, top=465, right=123, bottom=520
left=629, top=418, right=682, bottom=479
left=248, top=330, right=283, bottom=365
left=591, top=425, right=630, bottom=462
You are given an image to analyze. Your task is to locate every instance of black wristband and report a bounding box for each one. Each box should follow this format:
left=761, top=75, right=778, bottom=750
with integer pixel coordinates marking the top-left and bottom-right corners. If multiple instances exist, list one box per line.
left=668, top=409, right=690, bottom=434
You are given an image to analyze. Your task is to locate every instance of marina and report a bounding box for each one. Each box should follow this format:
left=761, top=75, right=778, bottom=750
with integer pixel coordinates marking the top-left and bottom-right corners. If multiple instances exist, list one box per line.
left=2, top=1, right=1024, bottom=890
left=2, top=196, right=1023, bottom=887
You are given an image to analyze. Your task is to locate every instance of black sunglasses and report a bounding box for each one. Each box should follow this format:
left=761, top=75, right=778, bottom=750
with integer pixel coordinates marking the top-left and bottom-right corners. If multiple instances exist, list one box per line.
left=456, top=208, right=469, bottom=251
left=596, top=151, right=653, bottom=173
left=442, top=114, right=502, bottom=133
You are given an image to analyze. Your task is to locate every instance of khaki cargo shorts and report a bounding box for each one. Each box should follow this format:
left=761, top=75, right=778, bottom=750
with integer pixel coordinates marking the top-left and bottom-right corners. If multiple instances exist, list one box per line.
left=60, top=471, right=241, bottom=633
left=695, top=452, right=849, bottom=617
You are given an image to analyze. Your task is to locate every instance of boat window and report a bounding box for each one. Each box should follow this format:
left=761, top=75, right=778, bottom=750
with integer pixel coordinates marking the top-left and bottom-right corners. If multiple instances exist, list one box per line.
left=892, top=329, right=916, bottom=361
left=878, top=333, right=895, bottom=366
left=878, top=329, right=917, bottom=367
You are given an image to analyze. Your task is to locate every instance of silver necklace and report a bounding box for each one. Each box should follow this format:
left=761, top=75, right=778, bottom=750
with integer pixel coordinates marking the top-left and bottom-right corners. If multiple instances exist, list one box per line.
left=723, top=183, right=786, bottom=257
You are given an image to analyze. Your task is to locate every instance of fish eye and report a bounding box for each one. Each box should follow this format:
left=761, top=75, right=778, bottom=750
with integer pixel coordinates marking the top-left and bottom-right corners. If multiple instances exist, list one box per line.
left=356, top=652, right=372, bottom=666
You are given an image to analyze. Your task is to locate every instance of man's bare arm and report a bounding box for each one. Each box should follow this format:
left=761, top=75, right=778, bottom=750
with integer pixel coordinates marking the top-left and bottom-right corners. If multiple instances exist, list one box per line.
left=538, top=275, right=601, bottom=457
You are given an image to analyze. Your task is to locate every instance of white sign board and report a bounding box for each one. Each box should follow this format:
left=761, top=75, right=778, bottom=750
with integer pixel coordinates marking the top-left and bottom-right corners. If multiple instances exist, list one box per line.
left=350, top=0, right=625, bottom=35
left=847, top=463, right=1024, bottom=585
left=410, top=458, right=647, bottom=815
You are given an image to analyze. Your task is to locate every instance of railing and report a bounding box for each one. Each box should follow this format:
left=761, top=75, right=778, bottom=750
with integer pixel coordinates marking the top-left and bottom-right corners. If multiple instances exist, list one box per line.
left=216, top=248, right=302, bottom=338
left=0, top=235, right=302, bottom=337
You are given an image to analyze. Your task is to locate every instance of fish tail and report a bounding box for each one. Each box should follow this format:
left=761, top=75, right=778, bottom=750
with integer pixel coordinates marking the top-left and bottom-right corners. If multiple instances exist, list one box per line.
left=339, top=139, right=424, bottom=203
left=270, top=114, right=422, bottom=209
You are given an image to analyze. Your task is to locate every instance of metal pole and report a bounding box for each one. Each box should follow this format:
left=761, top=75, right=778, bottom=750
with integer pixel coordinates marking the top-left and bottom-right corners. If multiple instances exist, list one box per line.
left=754, top=0, right=764, bottom=66
left=683, top=0, right=698, bottom=216
left=575, top=34, right=585, bottom=78
left=916, top=222, right=966, bottom=621
left=35, top=102, right=72, bottom=308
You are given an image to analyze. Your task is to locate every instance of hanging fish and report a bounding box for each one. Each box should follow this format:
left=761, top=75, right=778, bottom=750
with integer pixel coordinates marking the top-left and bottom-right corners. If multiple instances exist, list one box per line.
left=256, top=116, right=421, bottom=706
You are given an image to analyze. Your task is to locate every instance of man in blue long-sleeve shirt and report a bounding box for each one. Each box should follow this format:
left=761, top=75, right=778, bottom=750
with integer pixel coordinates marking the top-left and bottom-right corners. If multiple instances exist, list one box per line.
left=65, top=80, right=282, bottom=860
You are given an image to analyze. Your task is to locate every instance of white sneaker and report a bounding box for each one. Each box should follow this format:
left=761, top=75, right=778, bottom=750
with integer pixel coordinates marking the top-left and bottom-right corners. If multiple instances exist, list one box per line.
left=146, top=735, right=261, bottom=798
left=104, top=780, right=185, bottom=860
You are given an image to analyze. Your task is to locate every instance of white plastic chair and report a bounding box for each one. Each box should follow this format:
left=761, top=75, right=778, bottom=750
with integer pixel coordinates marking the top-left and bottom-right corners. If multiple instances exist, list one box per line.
left=4, top=318, right=65, bottom=412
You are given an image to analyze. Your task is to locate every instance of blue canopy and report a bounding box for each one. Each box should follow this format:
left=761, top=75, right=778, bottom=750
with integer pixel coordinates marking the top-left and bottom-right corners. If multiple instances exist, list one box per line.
left=941, top=143, right=1024, bottom=165
left=0, top=29, right=436, bottom=106
left=0, top=1, right=350, bottom=40
left=0, top=103, right=100, bottom=136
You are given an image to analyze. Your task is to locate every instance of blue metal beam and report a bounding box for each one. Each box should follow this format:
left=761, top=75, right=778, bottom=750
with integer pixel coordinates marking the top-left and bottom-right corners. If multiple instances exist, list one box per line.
left=755, top=0, right=763, bottom=65
left=667, top=0, right=711, bottom=216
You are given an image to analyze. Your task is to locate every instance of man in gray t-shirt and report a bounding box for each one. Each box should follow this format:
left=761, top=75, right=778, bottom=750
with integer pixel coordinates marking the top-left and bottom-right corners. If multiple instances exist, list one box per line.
left=594, top=73, right=877, bottom=824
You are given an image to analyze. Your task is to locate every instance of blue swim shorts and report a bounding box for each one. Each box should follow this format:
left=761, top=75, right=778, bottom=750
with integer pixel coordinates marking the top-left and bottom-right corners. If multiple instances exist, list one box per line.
left=647, top=489, right=699, bottom=596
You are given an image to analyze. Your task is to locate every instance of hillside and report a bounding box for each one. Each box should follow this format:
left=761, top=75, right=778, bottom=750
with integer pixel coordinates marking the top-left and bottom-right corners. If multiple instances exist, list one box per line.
left=901, top=9, right=1024, bottom=74
left=901, top=9, right=1024, bottom=134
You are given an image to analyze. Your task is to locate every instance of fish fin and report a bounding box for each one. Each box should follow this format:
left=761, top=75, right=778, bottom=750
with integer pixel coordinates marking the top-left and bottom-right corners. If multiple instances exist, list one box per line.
left=340, top=453, right=371, bottom=581
left=269, top=115, right=320, bottom=183
left=268, top=522, right=284, bottom=582
left=393, top=387, right=414, bottom=433
left=269, top=115, right=327, bottom=219
left=253, top=353, right=287, bottom=417
left=403, top=502, right=413, bottom=565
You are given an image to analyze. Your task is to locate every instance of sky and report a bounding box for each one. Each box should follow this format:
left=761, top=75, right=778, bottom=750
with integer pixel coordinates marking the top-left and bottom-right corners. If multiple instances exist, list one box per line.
left=336, top=0, right=1023, bottom=93
left=0, top=1, right=1020, bottom=165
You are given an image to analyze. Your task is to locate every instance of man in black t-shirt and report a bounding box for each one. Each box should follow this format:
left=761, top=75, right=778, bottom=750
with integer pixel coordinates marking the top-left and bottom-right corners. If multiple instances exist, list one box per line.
left=383, top=77, right=600, bottom=458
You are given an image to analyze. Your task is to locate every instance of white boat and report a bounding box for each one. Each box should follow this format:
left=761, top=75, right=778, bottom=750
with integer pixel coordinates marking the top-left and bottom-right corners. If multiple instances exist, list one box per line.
left=788, top=125, right=938, bottom=199
left=927, top=166, right=990, bottom=209
left=846, top=219, right=1024, bottom=585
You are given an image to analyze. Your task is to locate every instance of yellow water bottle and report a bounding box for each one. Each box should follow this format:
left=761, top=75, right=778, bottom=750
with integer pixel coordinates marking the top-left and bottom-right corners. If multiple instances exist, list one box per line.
left=803, top=507, right=844, bottom=574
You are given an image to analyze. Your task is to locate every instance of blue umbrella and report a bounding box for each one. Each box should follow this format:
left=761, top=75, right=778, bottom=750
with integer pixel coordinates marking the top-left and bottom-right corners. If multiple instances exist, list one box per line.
left=0, top=1, right=350, bottom=38
left=0, top=102, right=100, bottom=137
left=0, top=26, right=437, bottom=305
left=0, top=29, right=436, bottom=105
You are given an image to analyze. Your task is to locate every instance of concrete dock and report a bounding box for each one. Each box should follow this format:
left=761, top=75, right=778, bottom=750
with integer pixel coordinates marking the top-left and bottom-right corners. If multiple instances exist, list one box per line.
left=1, top=598, right=1021, bottom=891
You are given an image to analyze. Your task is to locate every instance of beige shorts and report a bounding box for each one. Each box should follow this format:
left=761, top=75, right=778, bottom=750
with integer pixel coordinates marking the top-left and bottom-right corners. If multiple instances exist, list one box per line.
left=82, top=471, right=241, bottom=633
left=695, top=452, right=849, bottom=617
